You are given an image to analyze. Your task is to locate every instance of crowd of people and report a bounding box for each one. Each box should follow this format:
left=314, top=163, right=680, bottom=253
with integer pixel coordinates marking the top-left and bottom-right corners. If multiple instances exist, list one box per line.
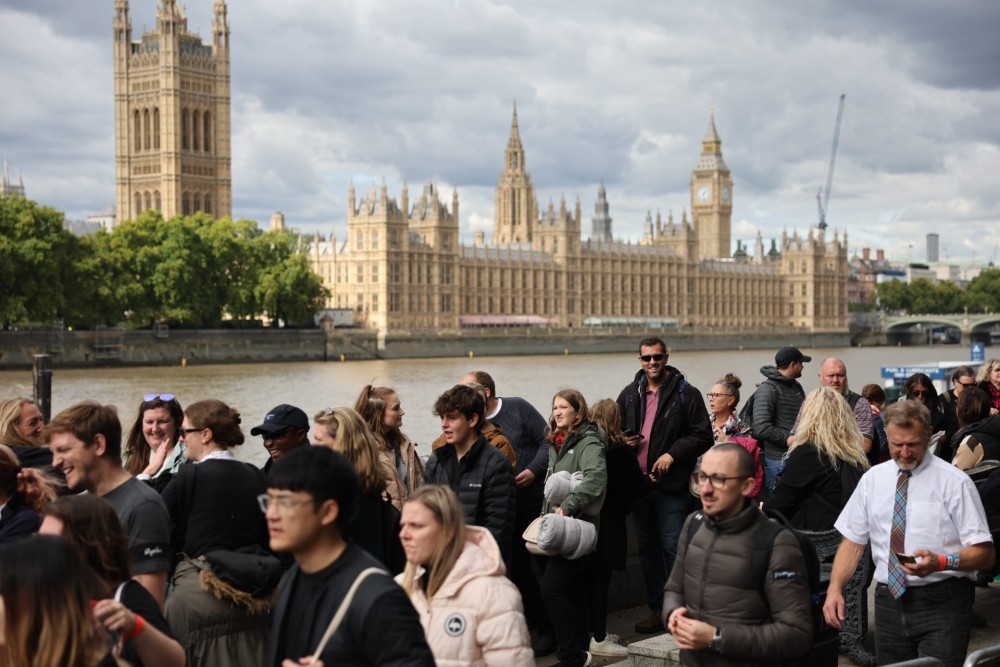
left=0, top=343, right=999, bottom=667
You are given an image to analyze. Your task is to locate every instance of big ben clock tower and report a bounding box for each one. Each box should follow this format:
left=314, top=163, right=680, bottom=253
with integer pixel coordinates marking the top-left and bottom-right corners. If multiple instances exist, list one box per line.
left=690, top=110, right=733, bottom=259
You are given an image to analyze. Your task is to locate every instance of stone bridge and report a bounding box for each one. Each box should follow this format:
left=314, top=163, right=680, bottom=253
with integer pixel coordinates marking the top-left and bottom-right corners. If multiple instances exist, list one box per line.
left=853, top=312, right=1000, bottom=345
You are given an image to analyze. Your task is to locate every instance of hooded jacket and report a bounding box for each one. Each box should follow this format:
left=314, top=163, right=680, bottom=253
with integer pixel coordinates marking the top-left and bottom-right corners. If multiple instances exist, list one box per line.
left=752, top=366, right=806, bottom=458
left=951, top=415, right=1000, bottom=468
left=396, top=526, right=533, bottom=667
left=541, top=421, right=607, bottom=521
left=617, top=367, right=713, bottom=493
left=662, top=504, right=813, bottom=666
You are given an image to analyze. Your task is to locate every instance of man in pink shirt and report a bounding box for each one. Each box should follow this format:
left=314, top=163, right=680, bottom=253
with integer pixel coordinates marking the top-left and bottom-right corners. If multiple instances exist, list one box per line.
left=616, top=337, right=713, bottom=634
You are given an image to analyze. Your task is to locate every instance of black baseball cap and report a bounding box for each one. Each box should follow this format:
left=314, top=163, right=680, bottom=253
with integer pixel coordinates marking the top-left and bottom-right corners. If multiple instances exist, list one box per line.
left=250, top=404, right=309, bottom=435
left=775, top=347, right=811, bottom=366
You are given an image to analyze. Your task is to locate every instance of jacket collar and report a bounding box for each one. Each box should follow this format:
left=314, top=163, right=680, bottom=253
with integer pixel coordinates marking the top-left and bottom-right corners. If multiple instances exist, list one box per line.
left=633, top=365, right=683, bottom=395
left=701, top=500, right=759, bottom=534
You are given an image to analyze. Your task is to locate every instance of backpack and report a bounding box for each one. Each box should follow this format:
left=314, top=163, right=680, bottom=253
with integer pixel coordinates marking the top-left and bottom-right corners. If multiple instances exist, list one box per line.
left=685, top=509, right=839, bottom=667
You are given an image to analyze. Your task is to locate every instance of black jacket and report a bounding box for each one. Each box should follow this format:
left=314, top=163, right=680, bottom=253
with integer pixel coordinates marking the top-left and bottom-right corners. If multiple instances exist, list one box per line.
left=267, top=545, right=435, bottom=667
left=752, top=366, right=806, bottom=458
left=763, top=443, right=863, bottom=532
left=424, top=434, right=516, bottom=563
left=952, top=415, right=1000, bottom=462
left=616, top=366, right=713, bottom=493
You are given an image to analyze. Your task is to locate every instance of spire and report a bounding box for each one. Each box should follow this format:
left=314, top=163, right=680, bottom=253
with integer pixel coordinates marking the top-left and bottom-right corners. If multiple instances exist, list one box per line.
left=504, top=102, right=525, bottom=173
left=701, top=107, right=722, bottom=155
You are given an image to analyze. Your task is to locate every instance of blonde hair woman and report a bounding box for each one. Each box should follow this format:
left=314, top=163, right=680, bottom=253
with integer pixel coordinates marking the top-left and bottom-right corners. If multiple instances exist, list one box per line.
left=0, top=398, right=54, bottom=471
left=764, top=387, right=868, bottom=530
left=397, top=485, right=532, bottom=667
left=313, top=406, right=405, bottom=572
left=976, top=358, right=1000, bottom=414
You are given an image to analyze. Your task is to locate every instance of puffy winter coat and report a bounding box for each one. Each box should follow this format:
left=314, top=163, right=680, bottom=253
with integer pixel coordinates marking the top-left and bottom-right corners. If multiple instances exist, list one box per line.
left=396, top=526, right=533, bottom=667
left=617, top=367, right=713, bottom=493
left=377, top=433, right=424, bottom=512
left=424, top=435, right=516, bottom=564
left=662, top=504, right=813, bottom=666
left=752, top=366, right=806, bottom=458
left=541, top=422, right=607, bottom=521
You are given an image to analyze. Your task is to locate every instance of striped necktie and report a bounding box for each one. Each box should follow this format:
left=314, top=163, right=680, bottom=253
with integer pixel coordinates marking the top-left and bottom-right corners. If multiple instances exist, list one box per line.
left=887, top=469, right=911, bottom=599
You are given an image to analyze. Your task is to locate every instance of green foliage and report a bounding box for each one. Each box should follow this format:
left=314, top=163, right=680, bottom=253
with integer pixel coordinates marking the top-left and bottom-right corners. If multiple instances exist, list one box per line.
left=0, top=196, right=328, bottom=329
left=875, top=270, right=1000, bottom=314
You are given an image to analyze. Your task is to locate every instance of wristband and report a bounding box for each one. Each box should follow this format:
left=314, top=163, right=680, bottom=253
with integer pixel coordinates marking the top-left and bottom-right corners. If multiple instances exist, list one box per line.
left=946, top=554, right=960, bottom=570
left=125, top=614, right=146, bottom=640
left=938, top=554, right=947, bottom=572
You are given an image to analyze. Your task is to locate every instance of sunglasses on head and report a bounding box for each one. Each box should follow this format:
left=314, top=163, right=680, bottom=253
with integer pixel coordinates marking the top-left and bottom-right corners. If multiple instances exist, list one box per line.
left=143, top=393, right=175, bottom=402
left=640, top=353, right=666, bottom=362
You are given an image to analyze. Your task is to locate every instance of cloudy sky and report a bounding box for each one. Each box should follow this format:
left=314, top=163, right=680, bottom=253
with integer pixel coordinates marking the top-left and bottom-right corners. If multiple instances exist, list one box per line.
left=2, top=0, right=999, bottom=264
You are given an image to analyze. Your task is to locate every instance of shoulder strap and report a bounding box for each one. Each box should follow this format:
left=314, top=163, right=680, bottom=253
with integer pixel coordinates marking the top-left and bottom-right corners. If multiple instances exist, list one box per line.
left=750, top=516, right=783, bottom=598
left=113, top=580, right=128, bottom=603
left=846, top=391, right=862, bottom=411
left=685, top=511, right=706, bottom=544
left=310, top=567, right=385, bottom=661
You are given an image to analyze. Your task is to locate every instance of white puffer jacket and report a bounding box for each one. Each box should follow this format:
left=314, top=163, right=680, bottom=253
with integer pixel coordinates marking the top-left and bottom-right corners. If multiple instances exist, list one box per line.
left=396, top=526, right=533, bottom=667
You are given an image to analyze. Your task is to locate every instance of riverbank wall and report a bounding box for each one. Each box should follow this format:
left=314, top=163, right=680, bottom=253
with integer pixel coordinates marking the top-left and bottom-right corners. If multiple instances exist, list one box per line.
left=0, top=327, right=851, bottom=370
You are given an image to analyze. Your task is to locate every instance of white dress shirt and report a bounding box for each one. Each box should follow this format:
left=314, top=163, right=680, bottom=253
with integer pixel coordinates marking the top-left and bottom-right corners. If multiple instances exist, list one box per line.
left=836, top=451, right=992, bottom=585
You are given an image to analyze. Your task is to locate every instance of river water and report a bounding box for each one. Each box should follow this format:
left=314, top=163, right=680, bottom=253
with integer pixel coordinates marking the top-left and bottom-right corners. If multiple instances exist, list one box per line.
left=0, top=344, right=974, bottom=467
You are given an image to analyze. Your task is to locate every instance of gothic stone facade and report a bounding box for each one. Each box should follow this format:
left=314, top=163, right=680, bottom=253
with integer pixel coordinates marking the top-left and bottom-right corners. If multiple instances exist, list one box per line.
left=113, top=0, right=232, bottom=224
left=310, top=109, right=848, bottom=334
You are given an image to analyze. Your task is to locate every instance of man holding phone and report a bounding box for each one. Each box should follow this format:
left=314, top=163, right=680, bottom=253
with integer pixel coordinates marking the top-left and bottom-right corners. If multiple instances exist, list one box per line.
left=616, top=336, right=713, bottom=634
left=823, top=400, right=995, bottom=667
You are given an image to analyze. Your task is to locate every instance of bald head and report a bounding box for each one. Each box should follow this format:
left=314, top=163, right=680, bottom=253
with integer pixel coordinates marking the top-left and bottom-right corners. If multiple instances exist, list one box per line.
left=819, top=358, right=848, bottom=395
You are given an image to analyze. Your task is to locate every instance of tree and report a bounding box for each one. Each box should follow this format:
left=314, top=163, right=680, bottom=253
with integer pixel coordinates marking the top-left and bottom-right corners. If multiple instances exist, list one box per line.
left=965, top=269, right=1000, bottom=313
left=0, top=196, right=79, bottom=328
left=253, top=230, right=328, bottom=326
left=876, top=279, right=911, bottom=313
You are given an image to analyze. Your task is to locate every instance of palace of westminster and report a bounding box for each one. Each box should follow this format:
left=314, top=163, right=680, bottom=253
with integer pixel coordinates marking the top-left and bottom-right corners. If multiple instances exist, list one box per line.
left=109, top=1, right=849, bottom=335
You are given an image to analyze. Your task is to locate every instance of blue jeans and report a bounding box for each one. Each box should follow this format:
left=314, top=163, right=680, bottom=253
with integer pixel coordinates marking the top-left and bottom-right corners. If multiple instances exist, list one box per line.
left=874, top=579, right=973, bottom=667
left=763, top=455, right=785, bottom=492
left=632, top=488, right=693, bottom=611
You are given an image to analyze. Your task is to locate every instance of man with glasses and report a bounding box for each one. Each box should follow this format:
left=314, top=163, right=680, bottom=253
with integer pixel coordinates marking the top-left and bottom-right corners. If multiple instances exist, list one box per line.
left=941, top=366, right=977, bottom=447
left=751, top=346, right=810, bottom=491
left=264, top=445, right=435, bottom=667
left=617, top=336, right=713, bottom=634
left=663, top=443, right=812, bottom=663
left=250, top=404, right=311, bottom=473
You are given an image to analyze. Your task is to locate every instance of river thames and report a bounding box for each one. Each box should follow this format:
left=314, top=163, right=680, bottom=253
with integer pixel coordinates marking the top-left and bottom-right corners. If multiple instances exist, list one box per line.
left=0, top=344, right=975, bottom=467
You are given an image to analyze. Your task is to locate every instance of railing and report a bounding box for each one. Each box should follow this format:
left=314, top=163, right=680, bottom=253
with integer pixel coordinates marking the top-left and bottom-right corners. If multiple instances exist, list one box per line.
left=965, top=645, right=1000, bottom=666
left=882, top=659, right=943, bottom=666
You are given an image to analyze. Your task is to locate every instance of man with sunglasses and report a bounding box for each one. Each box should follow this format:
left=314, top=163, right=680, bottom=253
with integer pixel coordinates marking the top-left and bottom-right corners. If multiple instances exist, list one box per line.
left=663, top=443, right=812, bottom=664
left=251, top=404, right=311, bottom=473
left=617, top=336, right=713, bottom=634
left=941, top=366, right=976, bottom=448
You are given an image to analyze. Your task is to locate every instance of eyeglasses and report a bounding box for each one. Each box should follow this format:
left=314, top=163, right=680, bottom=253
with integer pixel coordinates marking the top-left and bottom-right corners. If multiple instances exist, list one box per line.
left=957, top=381, right=976, bottom=388
left=143, top=393, right=175, bottom=402
left=691, top=471, right=748, bottom=489
left=706, top=393, right=733, bottom=399
left=262, top=429, right=289, bottom=441
left=257, top=494, right=312, bottom=513
left=910, top=390, right=928, bottom=398
left=640, top=353, right=666, bottom=363
left=180, top=427, right=204, bottom=435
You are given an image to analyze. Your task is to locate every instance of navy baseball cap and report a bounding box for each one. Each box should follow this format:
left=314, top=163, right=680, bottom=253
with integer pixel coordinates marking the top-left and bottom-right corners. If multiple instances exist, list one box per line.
left=250, top=404, right=309, bottom=435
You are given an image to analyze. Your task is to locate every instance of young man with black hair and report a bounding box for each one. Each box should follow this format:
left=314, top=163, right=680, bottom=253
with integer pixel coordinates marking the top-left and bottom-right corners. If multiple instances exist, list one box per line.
left=424, top=383, right=517, bottom=566
left=265, top=446, right=434, bottom=667
left=46, top=400, right=171, bottom=608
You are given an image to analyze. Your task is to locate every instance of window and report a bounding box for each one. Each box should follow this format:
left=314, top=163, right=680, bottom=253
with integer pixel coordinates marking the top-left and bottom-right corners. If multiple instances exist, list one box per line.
left=192, top=110, right=200, bottom=152
left=202, top=111, right=210, bottom=153
left=371, top=231, right=379, bottom=250
left=181, top=109, right=190, bottom=150
left=356, top=230, right=363, bottom=250
left=134, top=110, right=141, bottom=151
left=154, top=191, right=161, bottom=211
left=153, top=108, right=160, bottom=149
left=193, top=193, right=202, bottom=212
left=143, top=108, right=151, bottom=150
left=135, top=192, right=142, bottom=214
left=204, top=194, right=211, bottom=215
left=144, top=192, right=151, bottom=211
left=182, top=193, right=190, bottom=216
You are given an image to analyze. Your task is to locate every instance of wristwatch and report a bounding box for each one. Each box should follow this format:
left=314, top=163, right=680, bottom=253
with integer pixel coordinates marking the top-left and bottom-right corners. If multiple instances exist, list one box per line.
left=709, top=628, right=723, bottom=652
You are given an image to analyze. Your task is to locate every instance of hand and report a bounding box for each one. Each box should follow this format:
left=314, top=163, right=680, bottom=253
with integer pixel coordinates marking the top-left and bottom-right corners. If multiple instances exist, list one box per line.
left=625, top=434, right=643, bottom=448
left=822, top=586, right=845, bottom=630
left=667, top=607, right=688, bottom=634
left=514, top=469, right=536, bottom=489
left=786, top=435, right=795, bottom=447
left=554, top=506, right=566, bottom=516
left=902, top=549, right=941, bottom=578
left=143, top=440, right=173, bottom=476
left=672, top=614, right=716, bottom=650
left=652, top=452, right=674, bottom=476
left=93, top=599, right=138, bottom=635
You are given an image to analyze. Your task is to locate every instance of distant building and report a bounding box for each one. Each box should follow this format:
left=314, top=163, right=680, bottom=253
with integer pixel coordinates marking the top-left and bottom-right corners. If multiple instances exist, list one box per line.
left=113, top=0, right=232, bottom=224
left=927, top=233, right=940, bottom=263
left=309, top=109, right=849, bottom=335
left=849, top=247, right=894, bottom=306
left=87, top=206, right=116, bottom=231
left=0, top=160, right=25, bottom=198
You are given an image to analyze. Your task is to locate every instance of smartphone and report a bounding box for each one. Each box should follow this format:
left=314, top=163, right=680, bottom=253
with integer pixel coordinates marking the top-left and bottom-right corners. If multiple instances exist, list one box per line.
left=623, top=429, right=638, bottom=438
left=894, top=552, right=917, bottom=564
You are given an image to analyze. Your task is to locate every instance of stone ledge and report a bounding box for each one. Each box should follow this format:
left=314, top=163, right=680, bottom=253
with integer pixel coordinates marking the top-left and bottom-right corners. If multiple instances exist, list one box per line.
left=627, top=633, right=680, bottom=666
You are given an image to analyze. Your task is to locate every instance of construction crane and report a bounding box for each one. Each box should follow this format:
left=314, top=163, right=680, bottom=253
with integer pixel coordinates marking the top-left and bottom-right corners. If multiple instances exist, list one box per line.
left=817, top=94, right=846, bottom=231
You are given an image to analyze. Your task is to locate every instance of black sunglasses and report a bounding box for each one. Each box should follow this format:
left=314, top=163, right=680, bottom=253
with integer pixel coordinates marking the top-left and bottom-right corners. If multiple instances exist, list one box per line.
left=640, top=353, right=666, bottom=362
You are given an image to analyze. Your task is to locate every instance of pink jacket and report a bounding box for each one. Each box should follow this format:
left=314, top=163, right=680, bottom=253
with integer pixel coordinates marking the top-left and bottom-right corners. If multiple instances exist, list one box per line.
left=396, top=526, right=533, bottom=667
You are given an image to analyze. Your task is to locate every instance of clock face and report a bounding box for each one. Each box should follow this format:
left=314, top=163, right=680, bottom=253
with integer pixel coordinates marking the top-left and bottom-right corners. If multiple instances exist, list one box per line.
left=722, top=186, right=730, bottom=203
left=697, top=186, right=711, bottom=203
